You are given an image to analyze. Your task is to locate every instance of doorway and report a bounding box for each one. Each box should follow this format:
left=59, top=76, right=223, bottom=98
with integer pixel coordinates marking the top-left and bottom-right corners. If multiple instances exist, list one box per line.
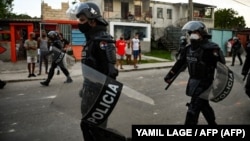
left=121, top=2, right=129, bottom=19
left=15, top=26, right=28, bottom=60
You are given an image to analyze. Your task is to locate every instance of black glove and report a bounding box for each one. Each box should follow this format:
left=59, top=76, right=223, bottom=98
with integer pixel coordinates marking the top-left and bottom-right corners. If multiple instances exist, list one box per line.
left=108, top=63, right=118, bottom=79
left=164, top=71, right=175, bottom=83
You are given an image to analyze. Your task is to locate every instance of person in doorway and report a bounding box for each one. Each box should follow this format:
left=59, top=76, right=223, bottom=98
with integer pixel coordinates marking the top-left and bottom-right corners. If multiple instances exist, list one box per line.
left=37, top=30, right=49, bottom=75
left=164, top=21, right=226, bottom=125
left=24, top=32, right=38, bottom=77
left=131, top=33, right=140, bottom=69
left=115, top=35, right=126, bottom=69
left=75, top=1, right=118, bottom=141
left=231, top=36, right=243, bottom=66
left=40, top=31, right=73, bottom=86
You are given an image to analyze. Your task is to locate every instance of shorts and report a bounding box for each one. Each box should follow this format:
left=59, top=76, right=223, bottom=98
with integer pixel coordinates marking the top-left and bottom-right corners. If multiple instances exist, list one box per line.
left=27, top=56, right=37, bottom=63
left=116, top=54, right=124, bottom=60
left=133, top=50, right=140, bottom=59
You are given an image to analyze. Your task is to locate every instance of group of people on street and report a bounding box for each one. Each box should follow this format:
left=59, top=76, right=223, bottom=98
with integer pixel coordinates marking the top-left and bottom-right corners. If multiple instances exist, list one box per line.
left=115, top=33, right=142, bottom=70
left=3, top=1, right=247, bottom=140
left=65, top=1, right=250, bottom=140
left=22, top=29, right=73, bottom=86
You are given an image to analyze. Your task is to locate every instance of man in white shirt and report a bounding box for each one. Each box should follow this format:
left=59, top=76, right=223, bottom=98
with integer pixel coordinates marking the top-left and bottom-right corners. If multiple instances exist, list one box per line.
left=131, top=33, right=140, bottom=69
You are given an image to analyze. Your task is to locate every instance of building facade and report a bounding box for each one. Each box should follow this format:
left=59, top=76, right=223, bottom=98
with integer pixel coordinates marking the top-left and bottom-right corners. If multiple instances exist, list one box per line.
left=0, top=0, right=217, bottom=62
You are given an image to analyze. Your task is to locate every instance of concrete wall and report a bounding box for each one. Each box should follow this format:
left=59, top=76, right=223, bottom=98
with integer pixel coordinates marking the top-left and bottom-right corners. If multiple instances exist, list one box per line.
left=41, top=0, right=86, bottom=20
left=0, top=42, right=11, bottom=61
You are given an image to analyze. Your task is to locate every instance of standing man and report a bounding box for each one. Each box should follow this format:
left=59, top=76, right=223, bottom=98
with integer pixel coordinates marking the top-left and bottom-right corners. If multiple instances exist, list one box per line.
left=115, top=35, right=126, bottom=69
left=40, top=31, right=73, bottom=86
left=24, top=32, right=38, bottom=77
left=164, top=21, right=226, bottom=125
left=74, top=1, right=118, bottom=141
left=231, top=36, right=243, bottom=66
left=131, top=33, right=140, bottom=69
left=37, top=30, right=49, bottom=75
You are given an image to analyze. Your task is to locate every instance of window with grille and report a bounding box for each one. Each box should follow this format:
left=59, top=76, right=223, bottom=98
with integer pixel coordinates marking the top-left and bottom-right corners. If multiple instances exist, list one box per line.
left=146, top=7, right=152, bottom=18
left=135, top=5, right=141, bottom=17
left=157, top=8, right=163, bottom=18
left=167, top=9, right=172, bottom=19
left=104, top=0, right=113, bottom=12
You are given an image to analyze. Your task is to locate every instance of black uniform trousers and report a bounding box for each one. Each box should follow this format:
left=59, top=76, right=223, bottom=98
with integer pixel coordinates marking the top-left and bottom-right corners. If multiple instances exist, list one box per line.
left=185, top=87, right=216, bottom=125
left=47, top=60, right=69, bottom=82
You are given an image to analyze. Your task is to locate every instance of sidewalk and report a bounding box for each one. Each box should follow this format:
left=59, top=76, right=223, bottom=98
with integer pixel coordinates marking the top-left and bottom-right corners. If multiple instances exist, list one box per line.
left=0, top=55, right=232, bottom=82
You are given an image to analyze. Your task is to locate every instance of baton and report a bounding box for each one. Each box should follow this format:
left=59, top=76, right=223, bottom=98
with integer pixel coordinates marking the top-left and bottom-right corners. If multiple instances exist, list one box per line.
left=165, top=64, right=186, bottom=91
left=165, top=73, right=179, bottom=90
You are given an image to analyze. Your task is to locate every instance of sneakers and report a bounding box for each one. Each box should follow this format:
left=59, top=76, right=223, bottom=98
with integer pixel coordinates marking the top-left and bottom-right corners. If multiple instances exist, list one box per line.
left=28, top=74, right=36, bottom=78
left=40, top=81, right=49, bottom=86
left=0, top=80, right=6, bottom=89
left=64, top=77, right=73, bottom=83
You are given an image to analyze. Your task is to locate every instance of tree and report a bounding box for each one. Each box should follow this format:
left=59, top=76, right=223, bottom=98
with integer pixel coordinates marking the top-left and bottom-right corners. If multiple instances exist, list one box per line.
left=214, top=8, right=246, bottom=30
left=0, top=0, right=14, bottom=18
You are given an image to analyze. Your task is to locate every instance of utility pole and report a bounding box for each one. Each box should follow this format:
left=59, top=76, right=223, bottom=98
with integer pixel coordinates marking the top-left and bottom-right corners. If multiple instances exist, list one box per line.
left=188, top=0, right=193, bottom=21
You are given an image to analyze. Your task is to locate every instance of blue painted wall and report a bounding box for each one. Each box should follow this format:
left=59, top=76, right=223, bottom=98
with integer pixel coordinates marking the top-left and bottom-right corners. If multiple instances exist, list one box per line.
left=211, top=29, right=233, bottom=56
left=71, top=29, right=86, bottom=46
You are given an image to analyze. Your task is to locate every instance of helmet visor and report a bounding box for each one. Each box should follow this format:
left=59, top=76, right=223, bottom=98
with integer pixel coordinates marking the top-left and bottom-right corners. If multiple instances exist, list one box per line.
left=182, top=21, right=205, bottom=33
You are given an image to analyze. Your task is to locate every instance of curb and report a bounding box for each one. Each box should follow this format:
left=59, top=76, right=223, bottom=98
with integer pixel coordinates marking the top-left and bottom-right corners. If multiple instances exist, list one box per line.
left=2, top=65, right=174, bottom=83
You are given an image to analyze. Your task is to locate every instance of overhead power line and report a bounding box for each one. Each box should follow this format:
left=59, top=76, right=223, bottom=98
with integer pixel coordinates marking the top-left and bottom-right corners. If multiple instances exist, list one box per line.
left=233, top=0, right=250, bottom=7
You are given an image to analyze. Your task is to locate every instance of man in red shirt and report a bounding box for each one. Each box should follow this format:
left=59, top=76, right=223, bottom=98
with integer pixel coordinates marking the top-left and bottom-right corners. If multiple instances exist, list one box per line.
left=115, top=35, right=126, bottom=69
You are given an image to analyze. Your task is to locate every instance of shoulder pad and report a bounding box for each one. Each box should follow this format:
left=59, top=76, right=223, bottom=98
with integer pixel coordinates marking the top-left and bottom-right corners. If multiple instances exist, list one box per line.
left=94, top=31, right=115, bottom=43
left=202, top=42, right=220, bottom=50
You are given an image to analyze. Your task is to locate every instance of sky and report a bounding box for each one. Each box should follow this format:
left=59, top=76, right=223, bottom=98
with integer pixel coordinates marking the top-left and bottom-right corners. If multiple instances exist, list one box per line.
left=12, top=0, right=250, bottom=27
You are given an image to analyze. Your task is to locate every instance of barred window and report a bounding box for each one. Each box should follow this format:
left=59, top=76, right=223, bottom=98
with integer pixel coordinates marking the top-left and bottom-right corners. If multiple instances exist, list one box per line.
left=157, top=8, right=163, bottom=18
left=104, top=0, right=113, bottom=12
left=135, top=5, right=141, bottom=17
left=146, top=7, right=152, bottom=18
left=167, top=9, right=172, bottom=19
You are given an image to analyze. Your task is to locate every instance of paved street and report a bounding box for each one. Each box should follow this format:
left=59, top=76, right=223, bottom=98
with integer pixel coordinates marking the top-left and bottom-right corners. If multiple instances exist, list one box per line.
left=0, top=58, right=250, bottom=141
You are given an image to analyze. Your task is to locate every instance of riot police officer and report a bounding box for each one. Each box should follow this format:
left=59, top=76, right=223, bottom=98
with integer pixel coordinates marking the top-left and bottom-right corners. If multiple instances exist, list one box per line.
left=164, top=21, right=226, bottom=125
left=74, top=1, right=118, bottom=141
left=40, top=31, right=73, bottom=86
left=231, top=36, right=243, bottom=66
left=242, top=39, right=250, bottom=97
left=175, top=35, right=188, bottom=60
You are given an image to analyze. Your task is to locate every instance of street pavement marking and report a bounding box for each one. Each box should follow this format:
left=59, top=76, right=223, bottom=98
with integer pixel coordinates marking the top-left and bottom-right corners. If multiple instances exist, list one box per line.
left=42, top=95, right=57, bottom=99
left=122, top=85, right=155, bottom=105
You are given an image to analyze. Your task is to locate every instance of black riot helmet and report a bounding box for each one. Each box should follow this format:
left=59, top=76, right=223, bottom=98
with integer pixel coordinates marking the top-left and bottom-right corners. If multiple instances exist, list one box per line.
left=76, top=1, right=108, bottom=26
left=182, top=21, right=211, bottom=39
left=47, top=31, right=59, bottom=41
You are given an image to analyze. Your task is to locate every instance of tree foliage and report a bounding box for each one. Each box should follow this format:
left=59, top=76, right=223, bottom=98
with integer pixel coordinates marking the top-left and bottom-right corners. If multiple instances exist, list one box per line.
left=214, top=8, right=246, bottom=29
left=0, top=0, right=37, bottom=19
left=0, top=0, right=14, bottom=18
